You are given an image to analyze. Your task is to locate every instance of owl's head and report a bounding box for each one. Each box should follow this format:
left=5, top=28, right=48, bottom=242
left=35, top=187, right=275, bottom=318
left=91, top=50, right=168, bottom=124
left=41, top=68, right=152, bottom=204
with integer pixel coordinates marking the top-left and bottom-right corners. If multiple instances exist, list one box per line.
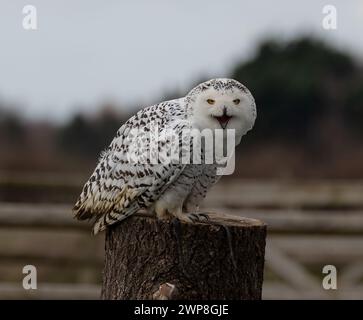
left=187, top=78, right=256, bottom=144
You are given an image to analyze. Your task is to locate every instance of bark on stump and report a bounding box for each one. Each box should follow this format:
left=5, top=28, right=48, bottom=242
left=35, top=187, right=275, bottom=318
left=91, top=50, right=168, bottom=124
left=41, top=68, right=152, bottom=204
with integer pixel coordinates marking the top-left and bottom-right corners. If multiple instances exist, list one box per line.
left=101, top=212, right=266, bottom=300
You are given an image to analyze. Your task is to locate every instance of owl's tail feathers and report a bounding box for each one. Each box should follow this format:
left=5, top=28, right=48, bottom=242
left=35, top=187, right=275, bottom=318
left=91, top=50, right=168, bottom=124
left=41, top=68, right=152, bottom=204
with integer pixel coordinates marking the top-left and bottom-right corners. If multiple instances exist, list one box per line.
left=72, top=192, right=96, bottom=221
left=73, top=204, right=92, bottom=220
left=92, top=204, right=140, bottom=235
left=73, top=185, right=142, bottom=234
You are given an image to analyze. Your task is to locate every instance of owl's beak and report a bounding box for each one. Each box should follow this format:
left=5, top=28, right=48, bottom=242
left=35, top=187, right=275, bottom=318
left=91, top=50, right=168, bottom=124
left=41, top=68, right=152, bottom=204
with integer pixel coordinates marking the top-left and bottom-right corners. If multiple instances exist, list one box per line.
left=213, top=107, right=232, bottom=129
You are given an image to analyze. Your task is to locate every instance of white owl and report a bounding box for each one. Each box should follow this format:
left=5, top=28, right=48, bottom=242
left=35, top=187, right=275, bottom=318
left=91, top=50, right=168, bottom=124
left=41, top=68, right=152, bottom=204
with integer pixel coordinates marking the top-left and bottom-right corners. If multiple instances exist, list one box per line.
left=73, top=78, right=256, bottom=234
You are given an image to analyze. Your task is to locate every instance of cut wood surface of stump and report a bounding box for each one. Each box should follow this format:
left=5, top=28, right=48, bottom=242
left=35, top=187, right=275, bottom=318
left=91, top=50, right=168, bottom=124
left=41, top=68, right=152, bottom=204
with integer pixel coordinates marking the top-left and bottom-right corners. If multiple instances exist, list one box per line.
left=101, top=212, right=266, bottom=300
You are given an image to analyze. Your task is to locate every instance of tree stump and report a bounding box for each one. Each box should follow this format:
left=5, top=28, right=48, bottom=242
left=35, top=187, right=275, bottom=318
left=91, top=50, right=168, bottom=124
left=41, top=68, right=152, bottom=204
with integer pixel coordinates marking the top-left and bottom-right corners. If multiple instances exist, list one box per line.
left=101, top=212, right=266, bottom=300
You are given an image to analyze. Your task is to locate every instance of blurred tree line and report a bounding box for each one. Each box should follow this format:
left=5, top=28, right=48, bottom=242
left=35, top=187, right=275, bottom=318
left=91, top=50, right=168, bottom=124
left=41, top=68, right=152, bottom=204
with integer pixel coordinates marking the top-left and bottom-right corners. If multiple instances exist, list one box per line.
left=57, top=106, right=129, bottom=156
left=0, top=109, right=26, bottom=145
left=0, top=36, right=362, bottom=177
left=232, top=37, right=363, bottom=142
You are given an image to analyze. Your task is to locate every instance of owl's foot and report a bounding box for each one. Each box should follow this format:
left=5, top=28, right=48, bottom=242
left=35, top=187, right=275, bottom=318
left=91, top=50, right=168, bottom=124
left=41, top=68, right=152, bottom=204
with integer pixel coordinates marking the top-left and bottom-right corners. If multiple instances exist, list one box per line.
left=171, top=212, right=210, bottom=224
left=154, top=198, right=212, bottom=224
left=186, top=212, right=210, bottom=223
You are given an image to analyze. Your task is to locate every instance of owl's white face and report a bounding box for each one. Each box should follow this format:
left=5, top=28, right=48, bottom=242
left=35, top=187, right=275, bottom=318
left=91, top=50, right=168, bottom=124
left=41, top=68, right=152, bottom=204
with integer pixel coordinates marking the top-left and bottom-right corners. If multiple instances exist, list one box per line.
left=189, top=79, right=256, bottom=145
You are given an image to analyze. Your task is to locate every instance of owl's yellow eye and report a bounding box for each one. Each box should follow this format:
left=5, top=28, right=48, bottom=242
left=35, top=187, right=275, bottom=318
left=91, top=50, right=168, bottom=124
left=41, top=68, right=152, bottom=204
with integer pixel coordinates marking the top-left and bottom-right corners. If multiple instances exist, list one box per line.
left=207, top=99, right=215, bottom=105
left=233, top=99, right=240, bottom=105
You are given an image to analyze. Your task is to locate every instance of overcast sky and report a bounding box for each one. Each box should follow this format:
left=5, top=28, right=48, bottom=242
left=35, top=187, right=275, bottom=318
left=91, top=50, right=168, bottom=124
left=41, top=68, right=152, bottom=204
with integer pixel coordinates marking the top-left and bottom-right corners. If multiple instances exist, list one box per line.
left=0, top=0, right=362, bottom=122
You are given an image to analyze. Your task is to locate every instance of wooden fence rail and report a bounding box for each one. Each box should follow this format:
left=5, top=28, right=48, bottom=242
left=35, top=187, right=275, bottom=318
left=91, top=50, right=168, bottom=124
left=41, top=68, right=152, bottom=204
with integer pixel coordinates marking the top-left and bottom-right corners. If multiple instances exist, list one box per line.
left=1, top=203, right=363, bottom=234
left=2, top=175, right=363, bottom=209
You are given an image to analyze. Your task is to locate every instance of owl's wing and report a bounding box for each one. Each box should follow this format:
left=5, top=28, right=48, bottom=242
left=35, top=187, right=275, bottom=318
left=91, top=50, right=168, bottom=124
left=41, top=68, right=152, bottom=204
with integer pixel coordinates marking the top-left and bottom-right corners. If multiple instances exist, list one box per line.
left=73, top=99, right=190, bottom=234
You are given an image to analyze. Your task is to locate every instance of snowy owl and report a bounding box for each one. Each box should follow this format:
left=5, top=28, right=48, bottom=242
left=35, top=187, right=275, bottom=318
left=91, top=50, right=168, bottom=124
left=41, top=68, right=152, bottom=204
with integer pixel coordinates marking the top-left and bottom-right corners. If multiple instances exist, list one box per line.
left=73, top=78, right=256, bottom=234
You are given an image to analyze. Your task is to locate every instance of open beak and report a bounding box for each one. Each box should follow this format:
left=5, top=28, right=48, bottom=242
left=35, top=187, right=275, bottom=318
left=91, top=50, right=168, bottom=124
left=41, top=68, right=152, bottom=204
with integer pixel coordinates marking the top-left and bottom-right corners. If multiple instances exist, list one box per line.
left=213, top=109, right=232, bottom=129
